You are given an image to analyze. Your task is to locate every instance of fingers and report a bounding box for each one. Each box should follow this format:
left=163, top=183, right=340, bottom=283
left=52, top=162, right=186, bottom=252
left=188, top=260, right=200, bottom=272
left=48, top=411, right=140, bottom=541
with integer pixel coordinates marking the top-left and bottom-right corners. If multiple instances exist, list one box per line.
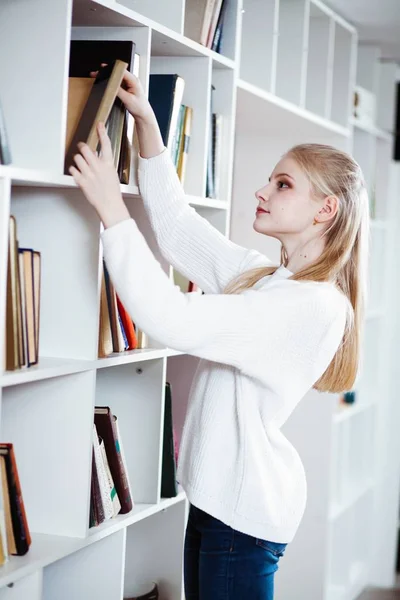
left=121, top=69, right=138, bottom=89
left=69, top=165, right=85, bottom=187
left=97, top=122, right=113, bottom=162
left=77, top=141, right=98, bottom=169
left=72, top=152, right=92, bottom=176
left=117, top=87, right=133, bottom=105
left=90, top=63, right=108, bottom=78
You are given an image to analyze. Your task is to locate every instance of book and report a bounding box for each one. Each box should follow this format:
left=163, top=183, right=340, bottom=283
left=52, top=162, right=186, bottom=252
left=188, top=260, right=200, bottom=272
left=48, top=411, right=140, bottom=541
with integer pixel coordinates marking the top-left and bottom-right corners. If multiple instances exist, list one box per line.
left=177, top=106, right=193, bottom=185
left=99, top=435, right=121, bottom=517
left=64, top=59, right=128, bottom=173
left=92, top=424, right=114, bottom=521
left=185, top=0, right=219, bottom=47
left=69, top=40, right=138, bottom=184
left=98, top=270, right=113, bottom=358
left=161, top=382, right=178, bottom=498
left=0, top=455, right=14, bottom=556
left=0, top=98, right=11, bottom=165
left=206, top=0, right=224, bottom=48
left=211, top=0, right=227, bottom=52
left=5, top=216, right=19, bottom=371
left=0, top=444, right=31, bottom=556
left=206, top=85, right=216, bottom=198
left=148, top=74, right=185, bottom=154
left=94, top=407, right=133, bottom=514
left=116, top=295, right=138, bottom=351
left=19, top=249, right=37, bottom=366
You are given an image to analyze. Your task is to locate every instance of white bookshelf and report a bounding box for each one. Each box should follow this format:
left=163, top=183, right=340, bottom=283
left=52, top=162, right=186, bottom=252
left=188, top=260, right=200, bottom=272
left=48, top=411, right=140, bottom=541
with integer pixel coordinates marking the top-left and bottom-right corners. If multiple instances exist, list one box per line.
left=0, top=1, right=399, bottom=599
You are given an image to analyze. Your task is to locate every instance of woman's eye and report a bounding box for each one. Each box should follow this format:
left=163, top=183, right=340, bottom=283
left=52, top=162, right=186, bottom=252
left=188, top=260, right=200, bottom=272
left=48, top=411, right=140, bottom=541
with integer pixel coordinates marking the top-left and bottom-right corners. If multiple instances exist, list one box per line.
left=277, top=181, right=289, bottom=189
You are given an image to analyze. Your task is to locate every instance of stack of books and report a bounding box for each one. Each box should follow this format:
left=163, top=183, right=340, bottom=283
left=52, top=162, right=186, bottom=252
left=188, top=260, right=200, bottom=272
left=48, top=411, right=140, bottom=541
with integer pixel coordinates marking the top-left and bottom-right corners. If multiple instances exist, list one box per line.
left=65, top=40, right=140, bottom=185
left=90, top=407, right=133, bottom=527
left=5, top=216, right=41, bottom=371
left=148, top=74, right=193, bottom=186
left=98, top=261, right=148, bottom=358
left=185, top=0, right=228, bottom=53
left=0, top=444, right=31, bottom=563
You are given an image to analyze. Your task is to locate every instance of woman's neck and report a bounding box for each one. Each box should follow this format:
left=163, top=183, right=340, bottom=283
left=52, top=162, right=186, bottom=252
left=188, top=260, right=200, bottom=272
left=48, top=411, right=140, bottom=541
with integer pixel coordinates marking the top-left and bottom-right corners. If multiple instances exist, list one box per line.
left=284, top=235, right=325, bottom=274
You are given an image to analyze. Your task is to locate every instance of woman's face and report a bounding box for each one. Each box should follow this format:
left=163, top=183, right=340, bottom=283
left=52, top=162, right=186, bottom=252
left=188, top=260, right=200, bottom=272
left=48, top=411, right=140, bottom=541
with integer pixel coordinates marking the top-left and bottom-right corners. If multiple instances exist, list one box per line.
left=253, top=156, right=319, bottom=239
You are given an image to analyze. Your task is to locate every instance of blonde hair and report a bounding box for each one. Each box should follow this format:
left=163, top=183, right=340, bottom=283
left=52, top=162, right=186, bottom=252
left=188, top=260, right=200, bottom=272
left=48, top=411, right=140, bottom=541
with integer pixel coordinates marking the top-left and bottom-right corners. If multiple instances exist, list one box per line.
left=224, top=143, right=369, bottom=393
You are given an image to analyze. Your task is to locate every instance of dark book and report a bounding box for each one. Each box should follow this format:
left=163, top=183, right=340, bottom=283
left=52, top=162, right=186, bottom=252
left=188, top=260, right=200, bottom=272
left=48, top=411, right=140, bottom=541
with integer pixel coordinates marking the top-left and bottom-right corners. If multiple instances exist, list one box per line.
left=211, top=0, right=227, bottom=53
left=0, top=444, right=31, bottom=556
left=206, top=85, right=216, bottom=198
left=94, top=407, right=133, bottom=514
left=161, top=382, right=178, bottom=498
left=64, top=59, right=127, bottom=173
left=148, top=74, right=185, bottom=151
left=0, top=99, right=12, bottom=165
left=90, top=448, right=105, bottom=526
left=69, top=40, right=137, bottom=183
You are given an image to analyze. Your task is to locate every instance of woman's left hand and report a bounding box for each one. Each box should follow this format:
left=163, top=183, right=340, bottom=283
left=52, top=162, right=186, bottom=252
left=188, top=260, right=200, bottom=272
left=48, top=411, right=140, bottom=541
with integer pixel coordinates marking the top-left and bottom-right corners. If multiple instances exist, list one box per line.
left=69, top=121, right=130, bottom=229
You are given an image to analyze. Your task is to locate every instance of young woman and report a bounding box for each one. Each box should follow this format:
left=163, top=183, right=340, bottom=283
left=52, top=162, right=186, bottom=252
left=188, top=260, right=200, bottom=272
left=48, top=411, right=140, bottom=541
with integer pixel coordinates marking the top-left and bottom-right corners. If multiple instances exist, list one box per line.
left=70, top=71, right=369, bottom=600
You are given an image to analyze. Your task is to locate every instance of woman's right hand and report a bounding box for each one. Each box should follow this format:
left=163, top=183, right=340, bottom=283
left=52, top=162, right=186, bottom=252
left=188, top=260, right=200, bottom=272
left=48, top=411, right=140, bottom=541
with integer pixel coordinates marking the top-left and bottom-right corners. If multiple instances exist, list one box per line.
left=117, top=70, right=155, bottom=123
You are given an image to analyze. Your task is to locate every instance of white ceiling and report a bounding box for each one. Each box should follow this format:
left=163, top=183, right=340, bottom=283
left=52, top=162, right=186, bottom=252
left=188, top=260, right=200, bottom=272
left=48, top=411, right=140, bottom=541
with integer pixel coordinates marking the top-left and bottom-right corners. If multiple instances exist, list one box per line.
left=326, top=0, right=400, bottom=62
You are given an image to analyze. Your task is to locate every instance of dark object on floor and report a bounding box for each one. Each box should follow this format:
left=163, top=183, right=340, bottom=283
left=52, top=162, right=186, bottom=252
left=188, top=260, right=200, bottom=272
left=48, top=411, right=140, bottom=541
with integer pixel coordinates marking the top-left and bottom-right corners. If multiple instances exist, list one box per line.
left=125, top=583, right=159, bottom=600
left=357, top=587, right=400, bottom=600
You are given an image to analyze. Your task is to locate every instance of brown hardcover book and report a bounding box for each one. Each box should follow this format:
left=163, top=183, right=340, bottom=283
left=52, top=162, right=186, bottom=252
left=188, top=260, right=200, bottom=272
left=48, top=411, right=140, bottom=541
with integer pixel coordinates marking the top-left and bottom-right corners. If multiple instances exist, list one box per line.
left=98, top=271, right=113, bottom=358
left=0, top=455, right=16, bottom=555
left=65, top=77, right=94, bottom=155
left=0, top=444, right=31, bottom=556
left=64, top=59, right=128, bottom=173
left=5, top=216, right=19, bottom=371
left=94, top=407, right=133, bottom=514
left=91, top=449, right=105, bottom=526
left=177, top=106, right=193, bottom=185
left=32, top=251, right=41, bottom=360
left=19, top=249, right=37, bottom=366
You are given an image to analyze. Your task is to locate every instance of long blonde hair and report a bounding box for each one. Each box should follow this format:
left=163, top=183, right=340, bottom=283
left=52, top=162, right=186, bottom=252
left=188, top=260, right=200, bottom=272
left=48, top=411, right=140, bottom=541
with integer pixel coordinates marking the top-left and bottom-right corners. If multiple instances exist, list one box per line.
left=224, top=144, right=369, bottom=393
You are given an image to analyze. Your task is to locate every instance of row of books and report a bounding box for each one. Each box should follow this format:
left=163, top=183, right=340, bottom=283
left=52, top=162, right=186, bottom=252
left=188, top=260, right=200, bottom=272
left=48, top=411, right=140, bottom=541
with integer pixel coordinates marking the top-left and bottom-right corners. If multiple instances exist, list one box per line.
left=207, top=85, right=223, bottom=199
left=98, top=261, right=148, bottom=358
left=65, top=40, right=141, bottom=185
left=0, top=444, right=31, bottom=564
left=148, top=73, right=192, bottom=186
left=90, top=406, right=133, bottom=527
left=91, top=382, right=180, bottom=528
left=5, top=216, right=41, bottom=372
left=186, top=0, right=228, bottom=53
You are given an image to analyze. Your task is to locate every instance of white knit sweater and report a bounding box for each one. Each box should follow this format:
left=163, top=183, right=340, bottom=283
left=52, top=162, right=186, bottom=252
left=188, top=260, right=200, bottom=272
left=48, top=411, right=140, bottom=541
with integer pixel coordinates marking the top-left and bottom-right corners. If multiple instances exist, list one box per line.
left=101, top=148, right=347, bottom=544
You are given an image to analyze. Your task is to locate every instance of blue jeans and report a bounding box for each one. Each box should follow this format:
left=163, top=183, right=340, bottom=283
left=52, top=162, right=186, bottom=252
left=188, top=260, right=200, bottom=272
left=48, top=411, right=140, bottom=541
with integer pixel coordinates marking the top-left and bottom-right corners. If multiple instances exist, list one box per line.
left=184, top=504, right=288, bottom=599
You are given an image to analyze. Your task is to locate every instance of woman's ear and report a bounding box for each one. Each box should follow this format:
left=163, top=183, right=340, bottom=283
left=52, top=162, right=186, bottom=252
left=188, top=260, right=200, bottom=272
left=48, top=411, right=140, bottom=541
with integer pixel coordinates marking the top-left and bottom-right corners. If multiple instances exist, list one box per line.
left=317, top=195, right=339, bottom=223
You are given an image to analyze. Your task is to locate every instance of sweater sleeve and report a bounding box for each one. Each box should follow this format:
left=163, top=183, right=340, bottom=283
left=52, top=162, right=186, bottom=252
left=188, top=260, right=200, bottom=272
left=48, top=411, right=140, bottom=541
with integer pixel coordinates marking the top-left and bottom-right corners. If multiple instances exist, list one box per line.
left=138, top=148, right=271, bottom=294
left=101, top=218, right=347, bottom=387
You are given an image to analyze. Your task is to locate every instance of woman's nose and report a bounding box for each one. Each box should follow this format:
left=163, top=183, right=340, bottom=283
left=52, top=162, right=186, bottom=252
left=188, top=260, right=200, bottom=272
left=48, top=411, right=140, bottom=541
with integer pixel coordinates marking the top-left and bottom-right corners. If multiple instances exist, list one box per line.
left=255, top=187, right=268, bottom=203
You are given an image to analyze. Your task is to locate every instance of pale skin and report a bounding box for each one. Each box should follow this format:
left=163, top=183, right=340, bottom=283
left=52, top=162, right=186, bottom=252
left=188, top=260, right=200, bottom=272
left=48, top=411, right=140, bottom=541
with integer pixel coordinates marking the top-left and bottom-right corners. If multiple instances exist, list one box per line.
left=70, top=71, right=338, bottom=273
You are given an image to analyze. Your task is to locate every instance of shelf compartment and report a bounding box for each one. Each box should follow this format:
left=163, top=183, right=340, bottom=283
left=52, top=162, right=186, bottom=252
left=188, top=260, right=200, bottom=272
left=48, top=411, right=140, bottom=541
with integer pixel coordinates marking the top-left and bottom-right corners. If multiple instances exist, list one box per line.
left=330, top=21, right=354, bottom=127
left=239, top=0, right=278, bottom=92
left=1, top=372, right=95, bottom=538
left=275, top=0, right=308, bottom=106
left=9, top=187, right=102, bottom=361
left=150, top=55, right=211, bottom=197
left=0, top=0, right=71, bottom=172
left=305, top=3, right=333, bottom=118
left=123, top=500, right=186, bottom=600
left=0, top=571, right=43, bottom=600
left=43, top=530, right=125, bottom=600
left=95, top=359, right=165, bottom=505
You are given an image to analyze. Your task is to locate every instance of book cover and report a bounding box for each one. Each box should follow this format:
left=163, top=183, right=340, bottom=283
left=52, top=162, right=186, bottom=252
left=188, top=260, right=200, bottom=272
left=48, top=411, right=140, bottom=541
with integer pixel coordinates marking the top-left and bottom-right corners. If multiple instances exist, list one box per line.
left=64, top=59, right=128, bottom=173
left=161, top=382, right=178, bottom=498
left=148, top=74, right=185, bottom=152
left=0, top=444, right=31, bottom=556
left=94, top=407, right=133, bottom=514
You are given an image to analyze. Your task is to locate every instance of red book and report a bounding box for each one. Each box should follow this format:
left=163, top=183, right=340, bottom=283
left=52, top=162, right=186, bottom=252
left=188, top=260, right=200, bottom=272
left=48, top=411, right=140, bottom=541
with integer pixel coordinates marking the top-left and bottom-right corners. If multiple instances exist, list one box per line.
left=116, top=295, right=138, bottom=350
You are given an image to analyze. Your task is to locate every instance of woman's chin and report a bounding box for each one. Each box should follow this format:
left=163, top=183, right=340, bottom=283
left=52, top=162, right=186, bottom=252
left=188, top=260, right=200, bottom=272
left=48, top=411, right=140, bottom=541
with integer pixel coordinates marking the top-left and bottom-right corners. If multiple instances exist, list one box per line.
left=253, top=219, right=271, bottom=234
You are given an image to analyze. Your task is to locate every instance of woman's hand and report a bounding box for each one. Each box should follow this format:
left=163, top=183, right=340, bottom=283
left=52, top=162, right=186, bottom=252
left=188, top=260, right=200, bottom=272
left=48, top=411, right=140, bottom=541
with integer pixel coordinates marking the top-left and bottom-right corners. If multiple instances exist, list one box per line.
left=69, top=121, right=130, bottom=229
left=117, top=70, right=155, bottom=123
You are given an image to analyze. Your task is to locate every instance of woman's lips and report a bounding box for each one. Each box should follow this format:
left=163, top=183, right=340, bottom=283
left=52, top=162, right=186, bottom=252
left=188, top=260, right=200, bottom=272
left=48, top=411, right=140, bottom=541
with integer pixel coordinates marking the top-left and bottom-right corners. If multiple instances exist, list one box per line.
left=256, top=207, right=269, bottom=215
